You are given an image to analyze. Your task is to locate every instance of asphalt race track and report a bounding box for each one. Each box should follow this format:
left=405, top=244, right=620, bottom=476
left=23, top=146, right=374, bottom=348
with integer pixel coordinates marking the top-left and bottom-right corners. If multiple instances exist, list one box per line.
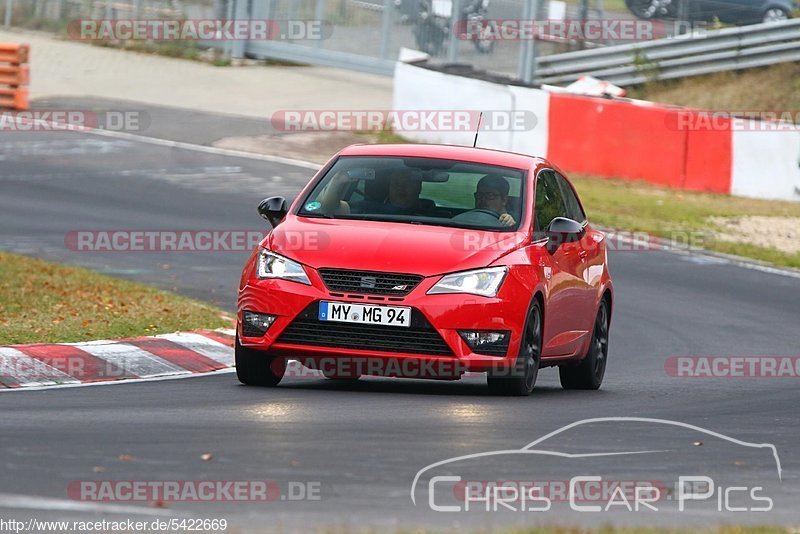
left=2, top=103, right=800, bottom=531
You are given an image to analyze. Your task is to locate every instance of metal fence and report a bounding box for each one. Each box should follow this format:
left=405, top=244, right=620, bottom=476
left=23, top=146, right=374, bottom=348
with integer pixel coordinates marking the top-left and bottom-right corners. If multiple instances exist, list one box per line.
left=535, top=18, right=800, bottom=85
left=1, top=0, right=617, bottom=80
left=4, top=0, right=787, bottom=85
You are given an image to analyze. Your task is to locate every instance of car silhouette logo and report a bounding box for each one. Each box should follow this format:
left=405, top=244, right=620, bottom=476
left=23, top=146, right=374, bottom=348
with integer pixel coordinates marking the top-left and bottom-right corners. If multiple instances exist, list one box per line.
left=410, top=417, right=783, bottom=505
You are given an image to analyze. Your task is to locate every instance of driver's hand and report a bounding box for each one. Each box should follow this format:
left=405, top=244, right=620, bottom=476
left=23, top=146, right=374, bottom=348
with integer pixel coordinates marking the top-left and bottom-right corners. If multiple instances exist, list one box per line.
left=499, top=213, right=516, bottom=226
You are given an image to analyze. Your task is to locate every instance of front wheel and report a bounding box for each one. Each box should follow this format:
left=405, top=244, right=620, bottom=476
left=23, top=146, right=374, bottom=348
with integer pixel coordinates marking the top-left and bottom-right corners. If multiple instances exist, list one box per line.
left=559, top=300, right=609, bottom=390
left=235, top=335, right=285, bottom=386
left=487, top=301, right=542, bottom=396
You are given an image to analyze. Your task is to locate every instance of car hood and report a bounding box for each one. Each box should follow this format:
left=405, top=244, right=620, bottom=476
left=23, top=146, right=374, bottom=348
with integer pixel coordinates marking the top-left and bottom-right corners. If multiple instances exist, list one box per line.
left=263, top=216, right=528, bottom=277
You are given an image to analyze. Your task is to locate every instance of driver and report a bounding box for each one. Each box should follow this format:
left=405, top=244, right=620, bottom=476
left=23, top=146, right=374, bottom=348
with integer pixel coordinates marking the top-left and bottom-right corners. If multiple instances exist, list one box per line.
left=319, top=168, right=430, bottom=215
left=474, top=174, right=516, bottom=226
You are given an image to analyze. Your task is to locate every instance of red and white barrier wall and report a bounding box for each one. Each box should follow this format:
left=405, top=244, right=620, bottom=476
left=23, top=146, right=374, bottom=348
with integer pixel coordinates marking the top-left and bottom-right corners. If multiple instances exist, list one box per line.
left=394, top=61, right=800, bottom=202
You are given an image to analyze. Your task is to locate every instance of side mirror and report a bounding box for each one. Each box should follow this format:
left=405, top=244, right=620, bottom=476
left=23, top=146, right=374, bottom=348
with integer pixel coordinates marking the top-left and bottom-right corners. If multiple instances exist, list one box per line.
left=258, top=196, right=288, bottom=227
left=545, top=217, right=584, bottom=251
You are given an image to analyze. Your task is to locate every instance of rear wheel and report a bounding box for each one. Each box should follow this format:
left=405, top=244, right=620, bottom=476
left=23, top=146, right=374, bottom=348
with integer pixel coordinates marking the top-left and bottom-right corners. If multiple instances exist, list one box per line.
left=559, top=300, right=609, bottom=390
left=487, top=301, right=542, bottom=396
left=762, top=6, right=789, bottom=22
left=235, top=335, right=285, bottom=386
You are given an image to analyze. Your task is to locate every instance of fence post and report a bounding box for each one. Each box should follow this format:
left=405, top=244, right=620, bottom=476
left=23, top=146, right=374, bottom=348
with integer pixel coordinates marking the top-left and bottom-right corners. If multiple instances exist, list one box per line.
left=231, top=0, right=248, bottom=58
left=314, top=0, right=326, bottom=49
left=447, top=0, right=462, bottom=63
left=222, top=0, right=233, bottom=58
left=4, top=0, right=13, bottom=28
left=379, top=0, right=394, bottom=59
left=517, top=0, right=538, bottom=83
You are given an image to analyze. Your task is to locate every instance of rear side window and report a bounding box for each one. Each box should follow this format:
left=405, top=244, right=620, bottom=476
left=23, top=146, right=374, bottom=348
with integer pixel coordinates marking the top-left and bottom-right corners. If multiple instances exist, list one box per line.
left=555, top=173, right=587, bottom=224
left=533, top=170, right=568, bottom=236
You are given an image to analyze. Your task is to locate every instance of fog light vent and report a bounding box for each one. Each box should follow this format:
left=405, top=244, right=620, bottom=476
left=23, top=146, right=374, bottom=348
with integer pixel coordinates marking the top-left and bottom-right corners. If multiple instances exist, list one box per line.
left=458, top=330, right=511, bottom=357
left=242, top=311, right=277, bottom=337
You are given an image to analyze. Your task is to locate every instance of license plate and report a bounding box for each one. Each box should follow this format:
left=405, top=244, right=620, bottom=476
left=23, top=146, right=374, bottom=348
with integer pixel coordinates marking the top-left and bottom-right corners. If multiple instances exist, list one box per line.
left=318, top=301, right=411, bottom=328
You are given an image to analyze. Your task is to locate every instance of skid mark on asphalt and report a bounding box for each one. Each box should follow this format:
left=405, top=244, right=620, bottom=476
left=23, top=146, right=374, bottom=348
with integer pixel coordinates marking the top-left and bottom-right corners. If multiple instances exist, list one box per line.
left=0, top=138, right=133, bottom=159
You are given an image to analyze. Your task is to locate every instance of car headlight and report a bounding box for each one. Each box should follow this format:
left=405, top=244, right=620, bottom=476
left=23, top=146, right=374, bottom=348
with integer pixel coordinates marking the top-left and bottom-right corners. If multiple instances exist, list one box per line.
left=256, top=249, right=311, bottom=285
left=427, top=266, right=508, bottom=297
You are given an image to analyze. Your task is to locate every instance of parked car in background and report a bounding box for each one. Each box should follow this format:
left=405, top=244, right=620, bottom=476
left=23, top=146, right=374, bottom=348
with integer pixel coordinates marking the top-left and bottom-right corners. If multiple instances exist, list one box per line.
left=626, top=0, right=795, bottom=24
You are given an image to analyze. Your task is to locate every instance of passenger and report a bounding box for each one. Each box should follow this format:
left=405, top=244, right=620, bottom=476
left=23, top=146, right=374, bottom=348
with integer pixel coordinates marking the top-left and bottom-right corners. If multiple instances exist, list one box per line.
left=474, top=174, right=516, bottom=226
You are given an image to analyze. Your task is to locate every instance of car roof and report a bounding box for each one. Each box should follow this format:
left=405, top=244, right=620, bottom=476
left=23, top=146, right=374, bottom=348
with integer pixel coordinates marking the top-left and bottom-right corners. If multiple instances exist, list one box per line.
left=337, top=144, right=546, bottom=171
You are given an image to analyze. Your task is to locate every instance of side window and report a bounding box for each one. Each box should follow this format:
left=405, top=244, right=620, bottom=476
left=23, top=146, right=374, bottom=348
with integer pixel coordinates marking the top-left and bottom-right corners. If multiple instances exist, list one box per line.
left=533, top=170, right=568, bottom=236
left=555, top=173, right=587, bottom=224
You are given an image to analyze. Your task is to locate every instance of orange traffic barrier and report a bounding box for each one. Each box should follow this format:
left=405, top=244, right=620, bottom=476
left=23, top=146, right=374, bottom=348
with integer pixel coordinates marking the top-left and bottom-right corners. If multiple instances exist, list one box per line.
left=0, top=43, right=30, bottom=111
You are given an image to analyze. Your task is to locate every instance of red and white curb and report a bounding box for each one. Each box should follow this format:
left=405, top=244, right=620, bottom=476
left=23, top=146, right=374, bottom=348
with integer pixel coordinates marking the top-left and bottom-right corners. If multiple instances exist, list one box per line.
left=0, top=329, right=235, bottom=390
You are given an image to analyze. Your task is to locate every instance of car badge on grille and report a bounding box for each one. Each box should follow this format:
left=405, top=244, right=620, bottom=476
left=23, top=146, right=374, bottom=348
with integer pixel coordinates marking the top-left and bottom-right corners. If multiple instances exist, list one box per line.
left=360, top=276, right=377, bottom=289
left=392, top=285, right=408, bottom=291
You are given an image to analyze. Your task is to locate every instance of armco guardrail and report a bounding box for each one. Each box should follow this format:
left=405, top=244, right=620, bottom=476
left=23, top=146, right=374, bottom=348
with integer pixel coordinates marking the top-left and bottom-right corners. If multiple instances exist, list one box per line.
left=535, top=19, right=800, bottom=86
left=0, top=43, right=30, bottom=110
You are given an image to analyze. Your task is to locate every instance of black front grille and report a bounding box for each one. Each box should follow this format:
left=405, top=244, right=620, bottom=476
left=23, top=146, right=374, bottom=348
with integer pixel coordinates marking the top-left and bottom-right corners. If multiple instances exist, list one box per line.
left=318, top=268, right=423, bottom=296
left=276, top=303, right=454, bottom=356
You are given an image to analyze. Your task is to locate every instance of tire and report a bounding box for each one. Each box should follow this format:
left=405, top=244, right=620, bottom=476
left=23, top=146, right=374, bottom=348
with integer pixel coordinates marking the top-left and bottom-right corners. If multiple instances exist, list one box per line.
left=235, top=335, right=285, bottom=387
left=762, top=6, right=789, bottom=22
left=559, top=299, right=609, bottom=390
left=626, top=0, right=659, bottom=19
left=487, top=301, right=542, bottom=396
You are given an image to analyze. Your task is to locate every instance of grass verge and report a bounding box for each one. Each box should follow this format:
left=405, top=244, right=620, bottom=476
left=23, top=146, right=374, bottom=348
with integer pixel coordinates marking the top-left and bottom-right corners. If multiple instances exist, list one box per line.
left=0, top=251, right=231, bottom=345
left=571, top=174, right=800, bottom=269
left=627, top=63, right=800, bottom=118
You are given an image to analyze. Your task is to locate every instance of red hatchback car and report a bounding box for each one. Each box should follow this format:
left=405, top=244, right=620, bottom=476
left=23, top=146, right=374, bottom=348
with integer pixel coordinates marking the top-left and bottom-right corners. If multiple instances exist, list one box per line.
left=236, top=144, right=613, bottom=396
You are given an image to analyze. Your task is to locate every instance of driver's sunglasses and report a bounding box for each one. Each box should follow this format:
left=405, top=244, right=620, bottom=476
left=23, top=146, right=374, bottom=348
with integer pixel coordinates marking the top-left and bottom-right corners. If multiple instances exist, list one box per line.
left=474, top=191, right=502, bottom=200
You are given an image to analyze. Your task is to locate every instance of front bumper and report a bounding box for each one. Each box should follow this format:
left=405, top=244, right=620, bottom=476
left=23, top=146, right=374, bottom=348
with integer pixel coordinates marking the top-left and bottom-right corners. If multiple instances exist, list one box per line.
left=237, top=266, right=531, bottom=376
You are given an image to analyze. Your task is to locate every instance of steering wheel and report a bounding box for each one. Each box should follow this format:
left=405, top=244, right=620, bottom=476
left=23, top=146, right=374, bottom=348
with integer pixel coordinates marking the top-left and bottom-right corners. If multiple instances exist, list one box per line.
left=451, top=208, right=503, bottom=226
left=465, top=208, right=501, bottom=219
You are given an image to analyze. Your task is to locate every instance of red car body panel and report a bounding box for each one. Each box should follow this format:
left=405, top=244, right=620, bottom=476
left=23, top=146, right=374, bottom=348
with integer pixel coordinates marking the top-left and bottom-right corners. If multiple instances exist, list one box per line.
left=238, top=144, right=613, bottom=378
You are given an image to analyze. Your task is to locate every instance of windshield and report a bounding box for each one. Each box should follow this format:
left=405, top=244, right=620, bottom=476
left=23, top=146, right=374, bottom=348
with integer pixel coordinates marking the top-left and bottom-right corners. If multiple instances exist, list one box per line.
left=298, top=156, right=526, bottom=232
